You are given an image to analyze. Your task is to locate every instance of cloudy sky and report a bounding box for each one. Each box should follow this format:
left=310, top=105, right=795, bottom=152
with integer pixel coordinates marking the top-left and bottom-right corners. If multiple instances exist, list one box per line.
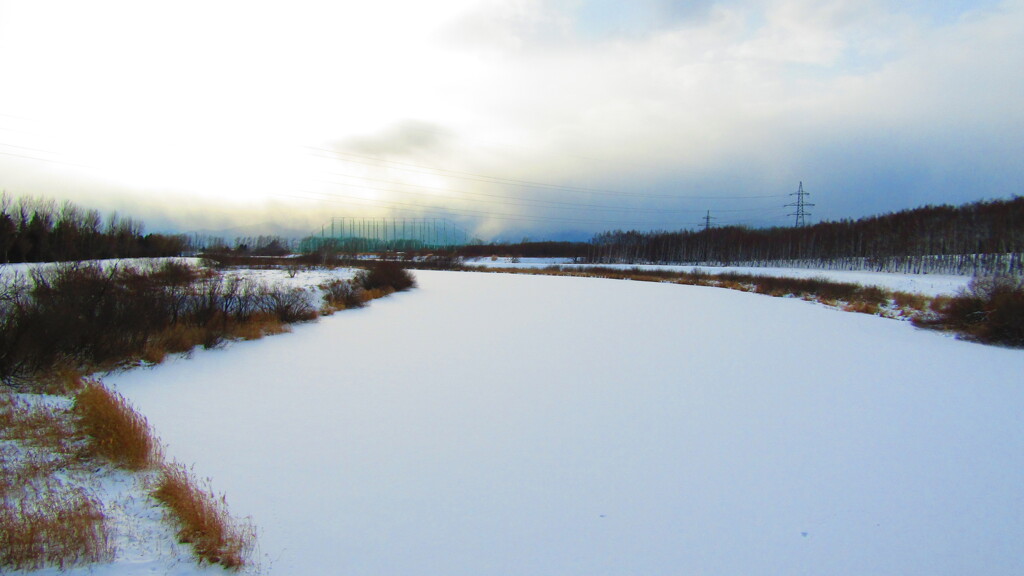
left=1, top=0, right=1021, bottom=240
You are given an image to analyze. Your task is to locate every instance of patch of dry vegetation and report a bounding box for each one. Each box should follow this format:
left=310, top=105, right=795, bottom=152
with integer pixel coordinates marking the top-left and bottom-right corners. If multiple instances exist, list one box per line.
left=480, top=265, right=940, bottom=321
left=2, top=259, right=418, bottom=387
left=152, top=462, right=256, bottom=569
left=320, top=278, right=365, bottom=314
left=0, top=483, right=114, bottom=571
left=0, top=261, right=323, bottom=387
left=1, top=393, right=114, bottom=571
left=0, top=259, right=416, bottom=570
left=70, top=381, right=255, bottom=568
left=355, top=261, right=417, bottom=293
left=914, top=276, right=1024, bottom=346
left=73, top=382, right=158, bottom=470
left=2, top=379, right=258, bottom=572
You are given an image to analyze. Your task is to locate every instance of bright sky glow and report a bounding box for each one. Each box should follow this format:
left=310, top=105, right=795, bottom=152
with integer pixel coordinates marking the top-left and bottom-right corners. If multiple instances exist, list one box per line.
left=0, top=0, right=1021, bottom=239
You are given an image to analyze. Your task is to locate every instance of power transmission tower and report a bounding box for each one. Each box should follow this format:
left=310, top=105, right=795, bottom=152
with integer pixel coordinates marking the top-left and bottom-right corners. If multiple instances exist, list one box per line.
left=786, top=181, right=814, bottom=227
left=701, top=210, right=716, bottom=231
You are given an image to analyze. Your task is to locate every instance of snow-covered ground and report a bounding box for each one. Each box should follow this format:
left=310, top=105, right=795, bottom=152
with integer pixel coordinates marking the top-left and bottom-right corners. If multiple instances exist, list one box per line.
left=103, top=270, right=1024, bottom=576
left=0, top=257, right=202, bottom=278
left=2, top=257, right=971, bottom=296
left=1, top=394, right=228, bottom=576
left=465, top=257, right=971, bottom=296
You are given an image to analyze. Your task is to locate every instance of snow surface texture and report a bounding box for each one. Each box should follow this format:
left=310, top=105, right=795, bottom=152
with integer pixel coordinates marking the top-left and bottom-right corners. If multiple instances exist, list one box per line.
left=465, top=257, right=971, bottom=296
left=107, top=270, right=1024, bottom=576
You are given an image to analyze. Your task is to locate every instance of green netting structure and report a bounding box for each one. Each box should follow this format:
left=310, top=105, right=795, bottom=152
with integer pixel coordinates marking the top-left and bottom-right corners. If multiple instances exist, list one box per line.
left=300, top=217, right=478, bottom=253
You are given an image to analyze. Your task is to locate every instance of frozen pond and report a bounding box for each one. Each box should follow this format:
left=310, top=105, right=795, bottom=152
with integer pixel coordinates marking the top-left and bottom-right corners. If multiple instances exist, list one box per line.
left=109, top=270, right=1024, bottom=575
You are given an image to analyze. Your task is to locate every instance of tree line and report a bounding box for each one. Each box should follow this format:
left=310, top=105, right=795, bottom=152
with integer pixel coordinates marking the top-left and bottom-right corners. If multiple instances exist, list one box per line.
left=192, top=234, right=296, bottom=256
left=587, top=196, right=1024, bottom=275
left=0, top=193, right=188, bottom=263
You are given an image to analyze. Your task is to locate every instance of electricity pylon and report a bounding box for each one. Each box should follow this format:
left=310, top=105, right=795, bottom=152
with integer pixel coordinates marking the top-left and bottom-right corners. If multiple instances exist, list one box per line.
left=786, top=182, right=814, bottom=227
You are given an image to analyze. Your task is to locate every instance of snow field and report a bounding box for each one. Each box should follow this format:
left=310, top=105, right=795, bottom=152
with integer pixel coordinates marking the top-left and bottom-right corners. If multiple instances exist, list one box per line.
left=465, top=257, right=972, bottom=296
left=106, top=270, right=1024, bottom=575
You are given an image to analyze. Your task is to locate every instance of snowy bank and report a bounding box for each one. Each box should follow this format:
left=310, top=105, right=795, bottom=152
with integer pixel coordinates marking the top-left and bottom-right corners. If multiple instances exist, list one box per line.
left=465, top=258, right=970, bottom=296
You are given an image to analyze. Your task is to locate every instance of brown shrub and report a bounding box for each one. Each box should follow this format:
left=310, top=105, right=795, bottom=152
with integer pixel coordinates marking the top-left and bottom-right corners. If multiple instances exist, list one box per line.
left=152, top=462, right=256, bottom=569
left=915, top=276, right=1024, bottom=346
left=73, top=382, right=158, bottom=470
left=321, top=279, right=365, bottom=311
left=264, top=287, right=318, bottom=323
left=356, top=261, right=416, bottom=292
left=893, top=291, right=929, bottom=311
left=930, top=295, right=952, bottom=313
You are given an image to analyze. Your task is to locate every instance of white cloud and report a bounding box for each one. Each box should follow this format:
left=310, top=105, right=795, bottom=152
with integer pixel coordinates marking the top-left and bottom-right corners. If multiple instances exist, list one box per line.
left=0, top=0, right=1021, bottom=237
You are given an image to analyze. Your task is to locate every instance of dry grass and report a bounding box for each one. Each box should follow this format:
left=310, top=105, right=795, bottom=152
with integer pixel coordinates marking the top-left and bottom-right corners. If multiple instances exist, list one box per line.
left=140, top=315, right=294, bottom=366
left=6, top=382, right=257, bottom=570
left=225, top=313, right=292, bottom=341
left=1, top=393, right=113, bottom=571
left=842, top=300, right=882, bottom=315
left=0, top=395, right=80, bottom=495
left=147, top=324, right=209, bottom=358
left=893, top=291, right=929, bottom=311
left=152, top=462, right=256, bottom=569
left=361, top=287, right=395, bottom=303
left=0, top=394, right=75, bottom=449
left=73, top=382, right=158, bottom=470
left=1, top=393, right=74, bottom=498
left=0, top=483, right=114, bottom=570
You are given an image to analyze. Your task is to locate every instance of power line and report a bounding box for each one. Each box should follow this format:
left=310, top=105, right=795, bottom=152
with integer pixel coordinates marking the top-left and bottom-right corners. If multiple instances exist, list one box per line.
left=307, top=145, right=788, bottom=202
left=282, top=189, right=763, bottom=229
left=313, top=171, right=790, bottom=216
left=0, top=148, right=98, bottom=171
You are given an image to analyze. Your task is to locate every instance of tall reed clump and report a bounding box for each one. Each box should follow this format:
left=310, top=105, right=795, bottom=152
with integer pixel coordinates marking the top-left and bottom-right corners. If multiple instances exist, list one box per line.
left=73, top=381, right=158, bottom=470
left=152, top=462, right=257, bottom=569
left=69, top=381, right=256, bottom=568
left=0, top=486, right=114, bottom=571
